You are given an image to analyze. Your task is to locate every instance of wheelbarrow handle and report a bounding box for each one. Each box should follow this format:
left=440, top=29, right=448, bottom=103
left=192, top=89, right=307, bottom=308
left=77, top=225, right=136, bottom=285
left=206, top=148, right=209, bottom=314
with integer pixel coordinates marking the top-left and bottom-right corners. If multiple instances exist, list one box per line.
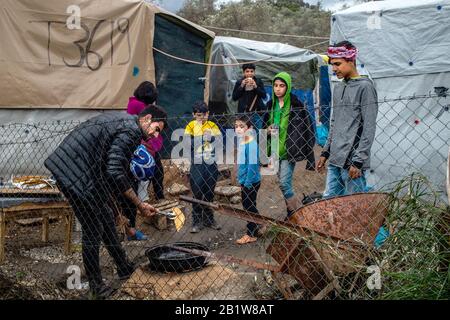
left=179, top=195, right=220, bottom=209
left=180, top=195, right=299, bottom=231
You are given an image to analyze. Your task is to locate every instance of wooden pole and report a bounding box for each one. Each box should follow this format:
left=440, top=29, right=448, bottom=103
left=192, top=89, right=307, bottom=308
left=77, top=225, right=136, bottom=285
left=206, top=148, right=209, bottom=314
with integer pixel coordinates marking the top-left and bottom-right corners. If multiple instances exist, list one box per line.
left=41, top=216, right=49, bottom=243
left=64, top=211, right=73, bottom=255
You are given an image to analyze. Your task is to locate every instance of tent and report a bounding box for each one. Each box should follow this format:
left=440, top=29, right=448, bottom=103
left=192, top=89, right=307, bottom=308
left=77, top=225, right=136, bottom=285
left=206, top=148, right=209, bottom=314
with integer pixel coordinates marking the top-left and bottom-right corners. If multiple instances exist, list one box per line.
left=330, top=0, right=450, bottom=194
left=208, top=36, right=323, bottom=128
left=0, top=0, right=214, bottom=119
left=0, top=0, right=214, bottom=175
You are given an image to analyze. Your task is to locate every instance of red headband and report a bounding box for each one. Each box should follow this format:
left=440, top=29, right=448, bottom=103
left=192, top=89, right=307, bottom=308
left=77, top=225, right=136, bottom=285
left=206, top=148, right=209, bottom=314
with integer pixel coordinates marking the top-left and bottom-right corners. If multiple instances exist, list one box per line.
left=327, top=46, right=358, bottom=62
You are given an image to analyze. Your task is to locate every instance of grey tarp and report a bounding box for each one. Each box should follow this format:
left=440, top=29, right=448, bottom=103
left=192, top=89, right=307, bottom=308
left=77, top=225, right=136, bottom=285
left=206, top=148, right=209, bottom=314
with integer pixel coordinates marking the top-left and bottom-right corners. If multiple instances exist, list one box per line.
left=209, top=36, right=320, bottom=114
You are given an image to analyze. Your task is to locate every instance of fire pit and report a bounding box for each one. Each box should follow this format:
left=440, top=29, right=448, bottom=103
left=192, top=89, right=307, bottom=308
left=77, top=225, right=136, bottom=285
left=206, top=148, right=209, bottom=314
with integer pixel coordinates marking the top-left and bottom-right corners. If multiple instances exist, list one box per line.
left=145, top=242, right=209, bottom=273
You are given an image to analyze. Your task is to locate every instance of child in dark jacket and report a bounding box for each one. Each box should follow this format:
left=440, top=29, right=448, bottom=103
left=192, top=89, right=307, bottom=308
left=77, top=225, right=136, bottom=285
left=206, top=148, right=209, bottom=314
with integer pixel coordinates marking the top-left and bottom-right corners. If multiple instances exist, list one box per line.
left=265, top=72, right=315, bottom=219
left=185, top=101, right=222, bottom=233
left=235, top=115, right=262, bottom=245
left=232, top=63, right=267, bottom=130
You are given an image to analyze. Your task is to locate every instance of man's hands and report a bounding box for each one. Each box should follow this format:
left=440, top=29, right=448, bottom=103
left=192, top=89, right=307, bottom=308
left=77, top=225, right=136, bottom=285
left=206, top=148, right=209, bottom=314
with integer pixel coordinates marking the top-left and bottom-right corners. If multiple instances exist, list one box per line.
left=316, top=156, right=327, bottom=174
left=124, top=188, right=158, bottom=218
left=138, top=202, right=158, bottom=218
left=316, top=157, right=362, bottom=179
left=348, top=166, right=362, bottom=179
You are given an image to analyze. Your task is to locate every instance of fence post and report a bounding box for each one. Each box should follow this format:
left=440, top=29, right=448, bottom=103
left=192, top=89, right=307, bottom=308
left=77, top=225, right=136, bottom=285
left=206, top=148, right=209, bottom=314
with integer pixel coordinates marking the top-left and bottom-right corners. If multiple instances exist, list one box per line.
left=0, top=211, right=5, bottom=263
left=447, top=147, right=450, bottom=204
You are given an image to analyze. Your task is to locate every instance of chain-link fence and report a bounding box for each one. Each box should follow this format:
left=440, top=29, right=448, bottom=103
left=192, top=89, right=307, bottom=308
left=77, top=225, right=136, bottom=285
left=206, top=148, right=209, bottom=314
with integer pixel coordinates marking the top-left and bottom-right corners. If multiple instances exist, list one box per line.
left=0, top=94, right=449, bottom=300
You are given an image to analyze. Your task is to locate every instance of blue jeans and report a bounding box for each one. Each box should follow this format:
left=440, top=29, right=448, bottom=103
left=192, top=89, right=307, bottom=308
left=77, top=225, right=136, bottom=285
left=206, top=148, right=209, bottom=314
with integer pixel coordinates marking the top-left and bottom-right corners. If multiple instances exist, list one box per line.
left=278, top=160, right=296, bottom=200
left=323, top=164, right=367, bottom=198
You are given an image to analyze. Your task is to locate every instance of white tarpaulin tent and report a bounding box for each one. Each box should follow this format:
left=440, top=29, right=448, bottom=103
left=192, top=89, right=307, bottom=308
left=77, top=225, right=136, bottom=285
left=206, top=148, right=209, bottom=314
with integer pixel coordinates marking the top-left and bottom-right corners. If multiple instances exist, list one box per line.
left=330, top=0, right=450, bottom=195
left=209, top=36, right=320, bottom=114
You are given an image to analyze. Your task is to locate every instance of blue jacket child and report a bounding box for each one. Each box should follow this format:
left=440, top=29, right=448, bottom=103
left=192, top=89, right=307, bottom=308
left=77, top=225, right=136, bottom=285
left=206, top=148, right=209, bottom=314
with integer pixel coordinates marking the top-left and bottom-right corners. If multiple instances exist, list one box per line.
left=235, top=115, right=262, bottom=245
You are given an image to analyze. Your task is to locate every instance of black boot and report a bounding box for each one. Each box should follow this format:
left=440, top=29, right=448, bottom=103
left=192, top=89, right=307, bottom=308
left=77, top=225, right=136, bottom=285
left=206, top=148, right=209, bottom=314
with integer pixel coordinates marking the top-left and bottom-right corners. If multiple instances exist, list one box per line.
left=89, top=282, right=116, bottom=300
left=117, top=262, right=137, bottom=281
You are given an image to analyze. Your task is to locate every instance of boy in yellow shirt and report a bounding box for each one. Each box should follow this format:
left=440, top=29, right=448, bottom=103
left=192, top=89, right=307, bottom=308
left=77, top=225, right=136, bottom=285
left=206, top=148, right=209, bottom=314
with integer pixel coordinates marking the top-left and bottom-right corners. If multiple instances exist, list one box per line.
left=185, top=101, right=222, bottom=233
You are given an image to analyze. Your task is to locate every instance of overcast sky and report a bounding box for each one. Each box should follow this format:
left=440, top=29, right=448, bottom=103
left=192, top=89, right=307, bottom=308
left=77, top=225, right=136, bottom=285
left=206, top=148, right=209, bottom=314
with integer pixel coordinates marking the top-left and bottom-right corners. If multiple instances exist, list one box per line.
left=153, top=0, right=357, bottom=13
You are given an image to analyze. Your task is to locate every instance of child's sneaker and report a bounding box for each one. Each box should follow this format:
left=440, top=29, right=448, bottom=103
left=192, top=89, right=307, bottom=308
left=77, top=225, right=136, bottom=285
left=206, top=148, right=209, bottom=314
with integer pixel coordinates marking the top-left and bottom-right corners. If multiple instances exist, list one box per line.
left=236, top=235, right=257, bottom=245
left=127, top=230, right=148, bottom=241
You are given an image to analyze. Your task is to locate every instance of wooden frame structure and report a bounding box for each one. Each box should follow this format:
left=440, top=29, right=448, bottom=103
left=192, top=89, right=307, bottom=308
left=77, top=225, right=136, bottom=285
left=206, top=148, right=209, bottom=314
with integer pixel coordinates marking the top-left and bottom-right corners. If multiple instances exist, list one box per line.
left=0, top=189, right=73, bottom=263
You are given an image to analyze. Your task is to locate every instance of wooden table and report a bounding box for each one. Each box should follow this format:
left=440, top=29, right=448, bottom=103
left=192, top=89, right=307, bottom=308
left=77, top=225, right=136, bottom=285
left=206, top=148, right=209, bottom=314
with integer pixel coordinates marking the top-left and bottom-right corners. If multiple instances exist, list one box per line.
left=0, top=188, right=74, bottom=264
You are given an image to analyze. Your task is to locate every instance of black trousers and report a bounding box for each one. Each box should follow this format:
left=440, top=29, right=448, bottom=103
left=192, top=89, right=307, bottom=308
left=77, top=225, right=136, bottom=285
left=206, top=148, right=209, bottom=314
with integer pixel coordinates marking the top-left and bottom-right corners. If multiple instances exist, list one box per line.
left=241, top=182, right=261, bottom=237
left=65, top=194, right=134, bottom=289
left=189, top=164, right=219, bottom=227
left=149, top=153, right=165, bottom=200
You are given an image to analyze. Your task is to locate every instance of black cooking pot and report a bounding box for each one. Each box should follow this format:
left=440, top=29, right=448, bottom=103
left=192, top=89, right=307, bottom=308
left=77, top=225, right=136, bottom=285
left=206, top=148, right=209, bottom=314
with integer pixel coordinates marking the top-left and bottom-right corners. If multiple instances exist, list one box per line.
left=145, top=242, right=209, bottom=273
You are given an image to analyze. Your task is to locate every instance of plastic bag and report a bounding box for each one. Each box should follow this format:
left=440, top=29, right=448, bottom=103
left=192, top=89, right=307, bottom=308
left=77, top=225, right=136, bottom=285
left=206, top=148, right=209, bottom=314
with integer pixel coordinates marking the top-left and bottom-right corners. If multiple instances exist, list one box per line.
left=316, top=123, right=329, bottom=147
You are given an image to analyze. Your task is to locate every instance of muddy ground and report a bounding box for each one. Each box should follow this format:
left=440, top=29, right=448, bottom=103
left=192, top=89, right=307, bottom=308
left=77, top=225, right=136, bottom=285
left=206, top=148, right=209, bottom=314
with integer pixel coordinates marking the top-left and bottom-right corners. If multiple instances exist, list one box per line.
left=0, top=150, right=326, bottom=300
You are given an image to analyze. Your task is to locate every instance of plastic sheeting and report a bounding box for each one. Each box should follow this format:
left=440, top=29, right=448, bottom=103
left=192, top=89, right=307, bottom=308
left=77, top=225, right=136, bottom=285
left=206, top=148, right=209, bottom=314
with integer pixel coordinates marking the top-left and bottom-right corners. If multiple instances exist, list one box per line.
left=209, top=36, right=320, bottom=114
left=331, top=0, right=450, bottom=79
left=369, top=73, right=450, bottom=195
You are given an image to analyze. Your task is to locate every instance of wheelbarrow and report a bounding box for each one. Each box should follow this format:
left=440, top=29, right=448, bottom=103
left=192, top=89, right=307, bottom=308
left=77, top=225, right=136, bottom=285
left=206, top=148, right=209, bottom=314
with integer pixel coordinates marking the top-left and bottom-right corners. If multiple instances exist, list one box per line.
left=179, top=193, right=390, bottom=300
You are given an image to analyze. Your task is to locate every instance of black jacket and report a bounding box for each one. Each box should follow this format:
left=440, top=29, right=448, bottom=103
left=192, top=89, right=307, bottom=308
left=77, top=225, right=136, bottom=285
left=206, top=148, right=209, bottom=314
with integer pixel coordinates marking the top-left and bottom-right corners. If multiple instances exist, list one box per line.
left=264, top=94, right=316, bottom=168
left=45, top=113, right=143, bottom=204
left=232, top=77, right=266, bottom=113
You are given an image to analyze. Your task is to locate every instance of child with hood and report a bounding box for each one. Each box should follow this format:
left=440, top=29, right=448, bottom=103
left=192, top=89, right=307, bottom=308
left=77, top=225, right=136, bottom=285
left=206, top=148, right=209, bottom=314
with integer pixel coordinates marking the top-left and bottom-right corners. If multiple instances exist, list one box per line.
left=265, top=72, right=315, bottom=219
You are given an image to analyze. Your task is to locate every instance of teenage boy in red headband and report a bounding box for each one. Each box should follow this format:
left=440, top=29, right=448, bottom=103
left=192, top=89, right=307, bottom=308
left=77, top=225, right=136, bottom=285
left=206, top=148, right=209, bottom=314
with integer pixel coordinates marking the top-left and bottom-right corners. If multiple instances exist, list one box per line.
left=316, top=41, right=379, bottom=197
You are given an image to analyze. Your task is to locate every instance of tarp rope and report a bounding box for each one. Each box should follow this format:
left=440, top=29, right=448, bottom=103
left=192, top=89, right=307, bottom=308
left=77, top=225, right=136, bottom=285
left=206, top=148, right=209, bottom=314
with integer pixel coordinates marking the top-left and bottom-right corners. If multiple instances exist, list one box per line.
left=203, top=26, right=330, bottom=40
left=304, top=40, right=330, bottom=49
left=152, top=47, right=273, bottom=67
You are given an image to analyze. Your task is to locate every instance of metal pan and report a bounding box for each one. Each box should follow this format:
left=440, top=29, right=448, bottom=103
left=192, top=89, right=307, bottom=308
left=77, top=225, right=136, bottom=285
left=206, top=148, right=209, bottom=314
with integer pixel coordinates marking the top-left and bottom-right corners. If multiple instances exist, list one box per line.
left=145, top=242, right=209, bottom=273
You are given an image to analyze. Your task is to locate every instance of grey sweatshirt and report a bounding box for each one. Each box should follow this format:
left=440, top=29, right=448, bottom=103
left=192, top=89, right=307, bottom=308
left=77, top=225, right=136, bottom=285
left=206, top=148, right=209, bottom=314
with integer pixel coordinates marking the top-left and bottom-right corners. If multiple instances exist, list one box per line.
left=321, top=77, right=379, bottom=170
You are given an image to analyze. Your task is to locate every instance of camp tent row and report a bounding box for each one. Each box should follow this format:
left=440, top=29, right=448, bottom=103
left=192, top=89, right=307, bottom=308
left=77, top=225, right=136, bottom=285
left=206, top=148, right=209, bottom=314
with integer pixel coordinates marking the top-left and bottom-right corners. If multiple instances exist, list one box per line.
left=0, top=0, right=214, bottom=175
left=0, top=0, right=448, bottom=196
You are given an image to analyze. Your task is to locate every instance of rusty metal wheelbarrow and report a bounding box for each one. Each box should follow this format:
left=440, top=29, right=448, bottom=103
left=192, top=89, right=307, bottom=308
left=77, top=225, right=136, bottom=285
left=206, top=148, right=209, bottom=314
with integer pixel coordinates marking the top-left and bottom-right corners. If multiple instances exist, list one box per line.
left=178, top=193, right=390, bottom=300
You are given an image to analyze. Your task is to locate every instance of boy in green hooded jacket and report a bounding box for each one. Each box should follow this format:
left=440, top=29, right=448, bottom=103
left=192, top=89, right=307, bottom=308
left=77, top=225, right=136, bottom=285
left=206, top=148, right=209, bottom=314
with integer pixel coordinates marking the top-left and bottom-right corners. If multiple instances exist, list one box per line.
left=264, top=72, right=316, bottom=219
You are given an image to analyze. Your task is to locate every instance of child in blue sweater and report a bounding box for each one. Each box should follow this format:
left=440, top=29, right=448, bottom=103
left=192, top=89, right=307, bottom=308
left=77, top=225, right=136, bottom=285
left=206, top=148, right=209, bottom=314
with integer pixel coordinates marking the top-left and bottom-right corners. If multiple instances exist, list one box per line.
left=235, top=115, right=262, bottom=245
